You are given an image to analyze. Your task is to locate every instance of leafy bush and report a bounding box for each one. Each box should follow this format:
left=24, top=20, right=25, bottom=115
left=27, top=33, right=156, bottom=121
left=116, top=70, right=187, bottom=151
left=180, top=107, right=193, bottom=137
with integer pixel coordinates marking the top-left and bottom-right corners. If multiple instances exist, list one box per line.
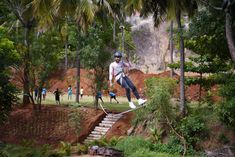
left=128, top=148, right=181, bottom=157
left=152, top=141, right=184, bottom=155
left=219, top=74, right=235, bottom=100
left=218, top=74, right=235, bottom=130
left=0, top=26, right=19, bottom=124
left=113, top=136, right=197, bottom=156
left=77, top=143, right=88, bottom=155
left=57, top=141, right=71, bottom=156
left=114, top=136, right=152, bottom=156
left=218, top=98, right=235, bottom=130
left=133, top=78, right=177, bottom=125
left=145, top=77, right=177, bottom=97
left=0, top=144, right=61, bottom=157
left=177, top=115, right=208, bottom=147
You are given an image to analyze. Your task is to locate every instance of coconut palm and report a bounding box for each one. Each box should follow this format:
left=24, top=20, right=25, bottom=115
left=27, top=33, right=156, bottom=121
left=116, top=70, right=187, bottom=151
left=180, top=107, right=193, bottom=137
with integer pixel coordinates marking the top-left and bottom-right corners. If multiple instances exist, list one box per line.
left=33, top=0, right=116, bottom=103
left=125, top=0, right=198, bottom=116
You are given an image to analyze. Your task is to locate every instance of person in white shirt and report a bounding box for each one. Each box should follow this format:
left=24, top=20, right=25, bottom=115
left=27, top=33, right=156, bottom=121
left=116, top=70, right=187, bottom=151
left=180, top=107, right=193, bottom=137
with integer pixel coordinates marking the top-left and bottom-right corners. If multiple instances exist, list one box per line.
left=80, top=86, right=84, bottom=99
left=109, top=51, right=147, bottom=109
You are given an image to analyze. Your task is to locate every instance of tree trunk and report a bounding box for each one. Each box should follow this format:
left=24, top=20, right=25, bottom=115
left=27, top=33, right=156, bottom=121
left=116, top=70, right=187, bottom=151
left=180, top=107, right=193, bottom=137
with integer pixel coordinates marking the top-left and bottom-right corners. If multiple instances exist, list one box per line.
left=22, top=26, right=30, bottom=105
left=65, top=36, right=68, bottom=69
left=113, top=18, right=116, bottom=43
left=170, top=20, right=174, bottom=77
left=75, top=28, right=80, bottom=103
left=176, top=11, right=186, bottom=117
left=225, top=13, right=235, bottom=63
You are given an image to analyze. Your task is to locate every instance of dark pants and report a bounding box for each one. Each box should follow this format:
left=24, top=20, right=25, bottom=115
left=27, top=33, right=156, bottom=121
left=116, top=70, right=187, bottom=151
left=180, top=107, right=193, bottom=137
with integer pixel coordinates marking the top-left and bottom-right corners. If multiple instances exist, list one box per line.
left=96, top=96, right=104, bottom=103
left=117, top=76, right=140, bottom=102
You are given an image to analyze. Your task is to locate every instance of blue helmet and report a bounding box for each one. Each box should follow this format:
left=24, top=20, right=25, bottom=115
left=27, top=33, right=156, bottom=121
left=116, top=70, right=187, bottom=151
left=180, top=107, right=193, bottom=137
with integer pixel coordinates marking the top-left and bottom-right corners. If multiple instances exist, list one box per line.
left=114, top=51, right=122, bottom=57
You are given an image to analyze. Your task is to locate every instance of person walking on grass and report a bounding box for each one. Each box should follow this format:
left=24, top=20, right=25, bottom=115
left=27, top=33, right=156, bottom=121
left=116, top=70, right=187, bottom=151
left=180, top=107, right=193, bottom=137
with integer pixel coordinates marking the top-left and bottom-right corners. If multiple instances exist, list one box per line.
left=109, top=51, right=147, bottom=109
left=96, top=91, right=104, bottom=103
left=34, top=86, right=38, bottom=100
left=80, top=86, right=84, bottom=99
left=54, top=88, right=61, bottom=105
left=42, top=87, right=47, bottom=100
left=68, top=85, right=72, bottom=100
left=108, top=90, right=119, bottom=104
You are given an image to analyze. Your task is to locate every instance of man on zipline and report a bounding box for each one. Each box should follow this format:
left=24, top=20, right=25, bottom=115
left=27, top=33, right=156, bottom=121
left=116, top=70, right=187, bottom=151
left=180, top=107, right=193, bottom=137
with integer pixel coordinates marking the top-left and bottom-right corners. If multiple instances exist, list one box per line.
left=109, top=51, right=147, bottom=109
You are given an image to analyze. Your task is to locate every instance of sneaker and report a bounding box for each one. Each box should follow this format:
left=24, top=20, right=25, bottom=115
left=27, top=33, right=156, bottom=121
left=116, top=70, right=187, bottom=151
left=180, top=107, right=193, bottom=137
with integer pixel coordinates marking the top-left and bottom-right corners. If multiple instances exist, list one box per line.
left=129, top=102, right=136, bottom=109
left=138, top=98, right=147, bottom=105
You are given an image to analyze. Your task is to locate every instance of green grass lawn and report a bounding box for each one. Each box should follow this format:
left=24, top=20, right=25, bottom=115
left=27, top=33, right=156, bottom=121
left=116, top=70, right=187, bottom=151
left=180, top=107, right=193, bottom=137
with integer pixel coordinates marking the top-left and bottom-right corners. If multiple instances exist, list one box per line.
left=17, top=92, right=139, bottom=112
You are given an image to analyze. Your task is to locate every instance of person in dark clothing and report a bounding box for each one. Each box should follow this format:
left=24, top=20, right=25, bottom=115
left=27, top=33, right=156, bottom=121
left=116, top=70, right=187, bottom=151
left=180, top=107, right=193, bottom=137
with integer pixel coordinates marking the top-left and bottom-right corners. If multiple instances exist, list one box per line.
left=34, top=87, right=38, bottom=100
left=108, top=90, right=119, bottom=104
left=54, top=88, right=61, bottom=105
left=96, top=91, right=104, bottom=103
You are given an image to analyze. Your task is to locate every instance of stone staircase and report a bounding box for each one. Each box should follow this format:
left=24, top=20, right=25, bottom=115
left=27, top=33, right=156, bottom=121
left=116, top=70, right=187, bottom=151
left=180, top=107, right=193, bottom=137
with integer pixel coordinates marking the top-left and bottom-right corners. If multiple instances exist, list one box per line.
left=84, top=114, right=122, bottom=144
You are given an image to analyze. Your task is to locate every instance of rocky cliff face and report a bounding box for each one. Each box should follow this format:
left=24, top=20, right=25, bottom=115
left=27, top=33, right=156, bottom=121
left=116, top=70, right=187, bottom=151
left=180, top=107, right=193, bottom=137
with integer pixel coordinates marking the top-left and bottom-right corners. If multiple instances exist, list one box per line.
left=127, top=15, right=175, bottom=73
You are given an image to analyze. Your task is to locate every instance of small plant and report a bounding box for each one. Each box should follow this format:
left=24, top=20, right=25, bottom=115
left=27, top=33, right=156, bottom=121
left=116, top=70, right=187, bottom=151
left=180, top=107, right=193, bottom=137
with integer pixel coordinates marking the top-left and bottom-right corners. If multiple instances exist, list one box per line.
left=114, top=136, right=152, bottom=157
left=77, top=143, right=88, bottom=155
left=108, top=136, right=124, bottom=147
left=20, top=139, right=36, bottom=147
left=218, top=133, right=230, bottom=144
left=87, top=136, right=109, bottom=147
left=149, top=127, right=164, bottom=143
left=68, top=110, right=82, bottom=134
left=0, top=151, right=8, bottom=157
left=57, top=141, right=71, bottom=156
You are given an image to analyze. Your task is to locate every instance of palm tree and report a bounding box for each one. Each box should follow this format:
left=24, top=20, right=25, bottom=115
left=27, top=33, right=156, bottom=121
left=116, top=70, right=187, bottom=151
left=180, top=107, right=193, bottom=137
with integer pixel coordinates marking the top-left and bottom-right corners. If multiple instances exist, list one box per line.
left=5, top=0, right=36, bottom=105
left=125, top=0, right=198, bottom=116
left=33, top=0, right=115, bottom=103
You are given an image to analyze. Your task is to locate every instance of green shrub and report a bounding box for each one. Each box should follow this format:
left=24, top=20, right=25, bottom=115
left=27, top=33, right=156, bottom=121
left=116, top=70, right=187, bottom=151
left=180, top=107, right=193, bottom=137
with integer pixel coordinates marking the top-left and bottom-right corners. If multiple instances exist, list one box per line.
left=219, top=74, right=235, bottom=100
left=57, top=141, right=71, bottom=156
left=133, top=78, right=177, bottom=125
left=0, top=26, right=19, bottom=124
left=87, top=136, right=108, bottom=147
left=152, top=142, right=183, bottom=155
left=0, top=143, right=58, bottom=157
left=114, top=136, right=152, bottom=156
left=145, top=77, right=177, bottom=97
left=77, top=143, right=88, bottom=155
left=177, top=115, right=208, bottom=147
left=218, top=98, right=235, bottom=130
left=128, top=148, right=181, bottom=157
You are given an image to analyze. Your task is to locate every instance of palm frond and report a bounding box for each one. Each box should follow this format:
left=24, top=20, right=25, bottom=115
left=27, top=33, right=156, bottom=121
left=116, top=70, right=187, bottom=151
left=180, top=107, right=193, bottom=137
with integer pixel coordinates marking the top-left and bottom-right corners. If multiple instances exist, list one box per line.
left=32, top=0, right=54, bottom=31
left=75, top=0, right=96, bottom=32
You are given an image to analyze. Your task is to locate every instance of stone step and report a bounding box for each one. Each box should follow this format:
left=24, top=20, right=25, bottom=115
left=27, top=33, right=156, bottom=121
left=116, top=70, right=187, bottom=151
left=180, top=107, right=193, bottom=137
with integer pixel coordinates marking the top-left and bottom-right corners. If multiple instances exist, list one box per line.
left=106, top=114, right=122, bottom=118
left=101, top=120, right=116, bottom=124
left=84, top=139, right=93, bottom=143
left=91, top=131, right=106, bottom=135
left=86, top=136, right=101, bottom=140
left=89, top=134, right=102, bottom=138
left=83, top=114, right=122, bottom=144
left=103, top=117, right=120, bottom=121
left=99, top=123, right=113, bottom=127
left=94, top=126, right=110, bottom=131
